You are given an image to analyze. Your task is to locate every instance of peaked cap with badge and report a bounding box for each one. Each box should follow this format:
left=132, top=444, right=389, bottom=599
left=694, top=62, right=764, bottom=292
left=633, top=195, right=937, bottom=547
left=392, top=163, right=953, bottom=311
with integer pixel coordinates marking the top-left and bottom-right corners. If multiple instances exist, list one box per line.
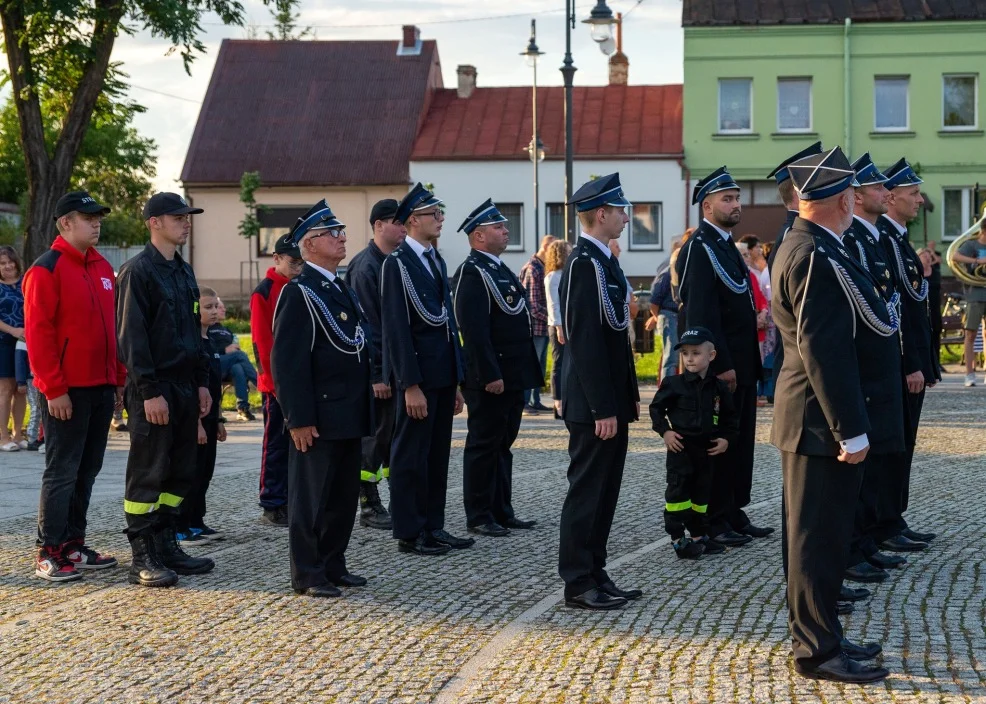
left=692, top=166, right=740, bottom=205
left=458, top=199, right=508, bottom=235
left=882, top=158, right=923, bottom=190
left=786, top=146, right=860, bottom=201
left=767, top=142, right=823, bottom=184
left=568, top=173, right=632, bottom=212
left=850, top=152, right=889, bottom=186
left=394, top=183, right=443, bottom=225
left=289, top=199, right=345, bottom=244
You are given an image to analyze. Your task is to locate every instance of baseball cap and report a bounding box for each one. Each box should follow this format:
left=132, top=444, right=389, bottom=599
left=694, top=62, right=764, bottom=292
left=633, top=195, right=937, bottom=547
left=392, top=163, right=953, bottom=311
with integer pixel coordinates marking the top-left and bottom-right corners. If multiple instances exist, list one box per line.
left=53, top=191, right=110, bottom=221
left=369, top=199, right=399, bottom=226
left=273, top=232, right=301, bottom=258
left=142, top=192, right=204, bottom=220
left=674, top=326, right=716, bottom=350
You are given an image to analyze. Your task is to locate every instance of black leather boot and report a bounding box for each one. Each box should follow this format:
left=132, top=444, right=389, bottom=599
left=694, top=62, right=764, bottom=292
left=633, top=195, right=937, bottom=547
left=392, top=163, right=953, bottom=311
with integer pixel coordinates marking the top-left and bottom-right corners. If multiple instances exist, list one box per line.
left=153, top=523, right=215, bottom=575
left=359, top=481, right=392, bottom=530
left=128, top=533, right=179, bottom=588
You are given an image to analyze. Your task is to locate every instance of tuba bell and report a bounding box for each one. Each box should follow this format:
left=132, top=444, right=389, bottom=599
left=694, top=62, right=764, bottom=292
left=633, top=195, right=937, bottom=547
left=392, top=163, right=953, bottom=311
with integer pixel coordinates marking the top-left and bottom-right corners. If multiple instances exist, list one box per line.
left=946, top=202, right=986, bottom=287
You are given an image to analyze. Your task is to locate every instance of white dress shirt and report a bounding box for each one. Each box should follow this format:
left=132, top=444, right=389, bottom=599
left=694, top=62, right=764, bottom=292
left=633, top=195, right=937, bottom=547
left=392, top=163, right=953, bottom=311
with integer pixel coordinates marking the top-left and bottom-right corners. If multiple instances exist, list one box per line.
left=703, top=218, right=734, bottom=242
left=852, top=214, right=881, bottom=241
left=475, top=249, right=501, bottom=266
left=580, top=232, right=612, bottom=258
left=306, top=261, right=340, bottom=288
left=405, top=235, right=439, bottom=277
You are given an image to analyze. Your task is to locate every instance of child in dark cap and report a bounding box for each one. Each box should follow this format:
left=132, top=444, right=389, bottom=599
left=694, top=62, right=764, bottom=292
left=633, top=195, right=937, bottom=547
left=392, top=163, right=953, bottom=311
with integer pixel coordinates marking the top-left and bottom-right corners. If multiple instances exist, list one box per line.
left=649, top=326, right=738, bottom=559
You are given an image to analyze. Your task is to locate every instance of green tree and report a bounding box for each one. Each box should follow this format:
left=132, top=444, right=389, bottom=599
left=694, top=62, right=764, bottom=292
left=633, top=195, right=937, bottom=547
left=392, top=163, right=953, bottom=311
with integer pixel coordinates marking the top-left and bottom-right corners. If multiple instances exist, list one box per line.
left=266, top=0, right=312, bottom=41
left=0, top=0, right=260, bottom=262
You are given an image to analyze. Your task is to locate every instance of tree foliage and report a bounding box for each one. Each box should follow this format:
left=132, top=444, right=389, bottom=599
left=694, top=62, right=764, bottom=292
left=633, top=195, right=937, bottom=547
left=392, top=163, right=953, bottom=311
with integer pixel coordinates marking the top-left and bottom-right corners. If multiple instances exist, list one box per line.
left=266, top=0, right=312, bottom=41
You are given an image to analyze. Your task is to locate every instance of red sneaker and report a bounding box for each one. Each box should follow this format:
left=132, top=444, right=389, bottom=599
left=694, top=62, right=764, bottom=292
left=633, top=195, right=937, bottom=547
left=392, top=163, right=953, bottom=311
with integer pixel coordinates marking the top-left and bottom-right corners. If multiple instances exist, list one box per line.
left=62, top=541, right=118, bottom=570
left=35, top=547, right=82, bottom=582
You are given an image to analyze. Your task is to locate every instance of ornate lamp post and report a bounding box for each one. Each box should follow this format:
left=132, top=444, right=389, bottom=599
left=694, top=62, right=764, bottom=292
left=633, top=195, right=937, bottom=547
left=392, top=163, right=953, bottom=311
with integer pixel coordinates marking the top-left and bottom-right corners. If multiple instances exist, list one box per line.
left=521, top=20, right=546, bottom=242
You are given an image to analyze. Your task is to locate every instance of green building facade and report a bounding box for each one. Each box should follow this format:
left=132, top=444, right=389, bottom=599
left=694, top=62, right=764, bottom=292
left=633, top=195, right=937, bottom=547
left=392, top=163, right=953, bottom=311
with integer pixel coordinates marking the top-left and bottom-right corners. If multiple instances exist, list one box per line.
left=682, top=3, right=986, bottom=244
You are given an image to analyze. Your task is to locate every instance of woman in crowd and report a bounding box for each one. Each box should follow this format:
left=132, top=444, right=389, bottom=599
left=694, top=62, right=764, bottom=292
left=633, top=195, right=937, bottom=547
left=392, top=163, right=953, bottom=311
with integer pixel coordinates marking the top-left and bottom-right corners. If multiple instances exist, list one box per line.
left=543, top=239, right=571, bottom=419
left=736, top=241, right=771, bottom=405
left=0, top=246, right=27, bottom=451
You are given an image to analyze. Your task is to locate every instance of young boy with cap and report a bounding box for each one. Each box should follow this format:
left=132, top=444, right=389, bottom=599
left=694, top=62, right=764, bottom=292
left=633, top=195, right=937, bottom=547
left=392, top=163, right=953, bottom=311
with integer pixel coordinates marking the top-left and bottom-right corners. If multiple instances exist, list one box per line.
left=649, top=326, right=738, bottom=559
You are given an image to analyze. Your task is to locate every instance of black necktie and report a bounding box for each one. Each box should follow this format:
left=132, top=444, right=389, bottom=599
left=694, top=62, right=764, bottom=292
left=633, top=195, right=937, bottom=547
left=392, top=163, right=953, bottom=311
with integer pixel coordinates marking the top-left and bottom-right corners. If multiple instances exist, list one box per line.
left=426, top=249, right=443, bottom=290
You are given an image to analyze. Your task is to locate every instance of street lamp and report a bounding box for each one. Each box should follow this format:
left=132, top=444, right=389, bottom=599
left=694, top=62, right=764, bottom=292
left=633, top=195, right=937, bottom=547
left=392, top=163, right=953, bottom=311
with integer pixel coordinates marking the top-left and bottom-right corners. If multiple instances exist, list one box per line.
left=521, top=20, right=546, bottom=242
left=562, top=0, right=618, bottom=242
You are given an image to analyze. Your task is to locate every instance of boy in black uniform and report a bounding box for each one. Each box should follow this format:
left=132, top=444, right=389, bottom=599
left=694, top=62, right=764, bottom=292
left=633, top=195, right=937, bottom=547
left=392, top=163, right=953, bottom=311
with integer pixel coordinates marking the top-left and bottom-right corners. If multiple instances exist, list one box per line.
left=649, top=327, right=738, bottom=559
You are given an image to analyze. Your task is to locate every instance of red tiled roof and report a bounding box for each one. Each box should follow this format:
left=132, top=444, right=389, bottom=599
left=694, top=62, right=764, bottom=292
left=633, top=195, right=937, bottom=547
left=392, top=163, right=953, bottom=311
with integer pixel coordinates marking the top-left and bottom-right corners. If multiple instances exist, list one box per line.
left=682, top=0, right=986, bottom=25
left=411, top=84, right=683, bottom=161
left=181, top=39, right=442, bottom=186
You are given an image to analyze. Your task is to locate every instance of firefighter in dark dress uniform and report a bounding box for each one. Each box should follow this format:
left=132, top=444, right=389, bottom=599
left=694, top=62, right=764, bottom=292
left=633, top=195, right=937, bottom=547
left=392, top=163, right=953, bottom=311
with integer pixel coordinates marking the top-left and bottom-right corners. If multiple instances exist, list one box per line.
left=675, top=167, right=770, bottom=546
left=380, top=184, right=471, bottom=556
left=451, top=199, right=542, bottom=537
left=772, top=146, right=902, bottom=684
left=557, top=173, right=641, bottom=611
left=271, top=200, right=372, bottom=598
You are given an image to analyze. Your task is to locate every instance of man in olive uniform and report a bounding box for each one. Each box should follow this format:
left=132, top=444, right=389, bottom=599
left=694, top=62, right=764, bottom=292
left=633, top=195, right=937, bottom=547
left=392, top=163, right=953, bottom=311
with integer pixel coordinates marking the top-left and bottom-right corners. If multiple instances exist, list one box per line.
left=271, top=200, right=372, bottom=598
left=675, top=168, right=770, bottom=546
left=116, top=193, right=214, bottom=588
left=451, top=199, right=542, bottom=537
left=557, top=173, right=641, bottom=611
left=772, top=146, right=900, bottom=683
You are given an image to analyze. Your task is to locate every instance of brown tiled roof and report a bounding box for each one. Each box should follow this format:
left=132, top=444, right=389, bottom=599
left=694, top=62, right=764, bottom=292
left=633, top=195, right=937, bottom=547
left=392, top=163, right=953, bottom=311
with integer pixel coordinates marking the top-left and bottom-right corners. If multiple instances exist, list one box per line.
left=411, top=84, right=683, bottom=161
left=181, top=39, right=442, bottom=186
left=682, top=0, right=986, bottom=25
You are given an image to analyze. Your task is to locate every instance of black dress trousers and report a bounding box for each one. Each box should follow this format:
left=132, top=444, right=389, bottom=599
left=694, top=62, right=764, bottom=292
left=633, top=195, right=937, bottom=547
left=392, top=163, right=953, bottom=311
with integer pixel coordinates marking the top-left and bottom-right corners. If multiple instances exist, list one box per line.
left=558, top=420, right=629, bottom=599
left=287, top=437, right=361, bottom=590
left=707, top=382, right=757, bottom=535
left=461, top=388, right=524, bottom=527
left=783, top=451, right=861, bottom=668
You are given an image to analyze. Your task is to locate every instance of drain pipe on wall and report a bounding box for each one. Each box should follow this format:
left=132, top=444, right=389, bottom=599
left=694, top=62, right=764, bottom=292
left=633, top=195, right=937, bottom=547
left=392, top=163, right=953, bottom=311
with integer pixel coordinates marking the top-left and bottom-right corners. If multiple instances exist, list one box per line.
left=844, top=18, right=851, bottom=156
left=678, top=157, right=691, bottom=229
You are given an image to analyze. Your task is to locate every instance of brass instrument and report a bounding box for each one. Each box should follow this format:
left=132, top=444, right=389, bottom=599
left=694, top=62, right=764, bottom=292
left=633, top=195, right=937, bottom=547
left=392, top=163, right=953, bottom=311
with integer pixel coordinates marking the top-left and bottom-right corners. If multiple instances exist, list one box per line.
left=946, top=203, right=986, bottom=287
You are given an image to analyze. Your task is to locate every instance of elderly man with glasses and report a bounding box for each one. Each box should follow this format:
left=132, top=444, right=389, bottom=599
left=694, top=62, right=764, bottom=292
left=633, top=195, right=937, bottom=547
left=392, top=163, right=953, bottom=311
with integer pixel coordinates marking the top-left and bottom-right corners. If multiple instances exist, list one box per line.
left=379, top=183, right=471, bottom=556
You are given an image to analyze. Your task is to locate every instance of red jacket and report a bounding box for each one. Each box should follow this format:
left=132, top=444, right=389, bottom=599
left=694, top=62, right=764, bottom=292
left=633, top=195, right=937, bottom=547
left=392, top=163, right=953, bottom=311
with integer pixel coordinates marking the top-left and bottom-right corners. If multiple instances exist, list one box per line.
left=23, top=236, right=126, bottom=398
left=251, top=267, right=291, bottom=394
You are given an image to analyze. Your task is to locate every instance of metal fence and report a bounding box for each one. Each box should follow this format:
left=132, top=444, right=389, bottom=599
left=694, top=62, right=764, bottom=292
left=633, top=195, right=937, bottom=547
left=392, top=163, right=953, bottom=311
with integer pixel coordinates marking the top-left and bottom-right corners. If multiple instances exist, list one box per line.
left=98, top=246, right=146, bottom=272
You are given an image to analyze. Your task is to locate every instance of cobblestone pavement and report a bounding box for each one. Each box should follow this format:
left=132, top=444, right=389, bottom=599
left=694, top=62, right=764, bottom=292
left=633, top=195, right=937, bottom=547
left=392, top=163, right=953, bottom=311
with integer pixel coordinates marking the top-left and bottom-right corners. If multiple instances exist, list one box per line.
left=0, top=379, right=984, bottom=703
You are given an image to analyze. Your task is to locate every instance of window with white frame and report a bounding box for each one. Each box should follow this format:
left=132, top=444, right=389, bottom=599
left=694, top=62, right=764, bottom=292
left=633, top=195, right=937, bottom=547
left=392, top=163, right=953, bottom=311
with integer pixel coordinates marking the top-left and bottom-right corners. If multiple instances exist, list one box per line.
left=257, top=205, right=309, bottom=256
left=777, top=78, right=812, bottom=132
left=629, top=203, right=663, bottom=250
left=497, top=203, right=524, bottom=250
left=718, top=78, right=753, bottom=132
left=943, top=74, right=978, bottom=129
left=874, top=76, right=909, bottom=131
left=545, top=203, right=571, bottom=240
left=942, top=187, right=976, bottom=241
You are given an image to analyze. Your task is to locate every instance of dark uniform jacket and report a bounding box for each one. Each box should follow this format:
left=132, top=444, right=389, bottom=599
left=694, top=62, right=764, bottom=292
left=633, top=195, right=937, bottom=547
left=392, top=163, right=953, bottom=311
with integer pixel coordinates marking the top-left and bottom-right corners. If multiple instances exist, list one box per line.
left=844, top=218, right=896, bottom=299
left=675, top=220, right=761, bottom=384
left=379, top=241, right=463, bottom=391
left=767, top=209, right=798, bottom=269
left=649, top=371, right=739, bottom=443
left=451, top=249, right=543, bottom=391
left=116, top=243, right=209, bottom=400
left=770, top=217, right=905, bottom=456
left=558, top=237, right=639, bottom=424
left=271, top=264, right=372, bottom=440
left=877, top=215, right=939, bottom=382
left=344, top=240, right=387, bottom=386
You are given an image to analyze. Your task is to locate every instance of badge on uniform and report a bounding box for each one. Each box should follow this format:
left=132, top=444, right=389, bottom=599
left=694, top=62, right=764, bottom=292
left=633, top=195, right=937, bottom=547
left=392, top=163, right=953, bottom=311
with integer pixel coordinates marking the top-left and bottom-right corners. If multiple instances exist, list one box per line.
left=339, top=312, right=348, bottom=321
left=321, top=281, right=333, bottom=290
left=506, top=295, right=514, bottom=303
left=510, top=285, right=516, bottom=292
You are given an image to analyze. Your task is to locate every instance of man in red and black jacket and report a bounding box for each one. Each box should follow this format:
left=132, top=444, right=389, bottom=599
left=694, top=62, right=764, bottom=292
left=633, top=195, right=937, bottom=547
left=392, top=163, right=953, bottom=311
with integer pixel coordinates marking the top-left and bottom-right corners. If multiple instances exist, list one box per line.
left=250, top=233, right=304, bottom=526
left=23, top=191, right=125, bottom=582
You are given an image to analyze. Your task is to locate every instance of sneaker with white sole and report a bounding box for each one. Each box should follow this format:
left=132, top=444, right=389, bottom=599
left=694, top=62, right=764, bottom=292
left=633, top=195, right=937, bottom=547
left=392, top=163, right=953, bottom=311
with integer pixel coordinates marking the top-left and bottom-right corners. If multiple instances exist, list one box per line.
left=176, top=530, right=207, bottom=546
left=62, top=542, right=118, bottom=570
left=965, top=373, right=977, bottom=387
left=35, top=547, right=82, bottom=582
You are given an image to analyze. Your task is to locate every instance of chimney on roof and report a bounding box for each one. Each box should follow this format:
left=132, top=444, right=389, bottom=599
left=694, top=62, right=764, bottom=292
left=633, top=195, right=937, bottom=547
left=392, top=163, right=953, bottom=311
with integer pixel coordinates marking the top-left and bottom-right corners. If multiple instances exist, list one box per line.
left=608, top=13, right=628, bottom=86
left=457, top=65, right=477, bottom=99
left=397, top=25, right=422, bottom=56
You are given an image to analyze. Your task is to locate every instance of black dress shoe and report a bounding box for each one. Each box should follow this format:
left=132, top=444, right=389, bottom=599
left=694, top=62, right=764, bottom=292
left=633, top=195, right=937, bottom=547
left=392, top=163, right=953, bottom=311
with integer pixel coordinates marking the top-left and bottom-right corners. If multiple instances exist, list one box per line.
left=713, top=530, right=753, bottom=547
left=598, top=580, right=642, bottom=600
left=902, top=527, right=936, bottom=542
left=844, top=561, right=889, bottom=583
left=698, top=536, right=726, bottom=554
left=880, top=534, right=928, bottom=552
left=468, top=522, right=510, bottom=537
left=840, top=584, right=871, bottom=602
left=330, top=573, right=367, bottom=587
left=737, top=523, right=775, bottom=538
left=294, top=584, right=342, bottom=598
left=797, top=652, right=889, bottom=683
left=397, top=534, right=451, bottom=556
left=430, top=529, right=475, bottom=549
left=841, top=638, right=882, bottom=661
left=867, top=551, right=907, bottom=569
left=501, top=517, right=537, bottom=530
left=836, top=601, right=855, bottom=615
left=564, top=588, right=627, bottom=610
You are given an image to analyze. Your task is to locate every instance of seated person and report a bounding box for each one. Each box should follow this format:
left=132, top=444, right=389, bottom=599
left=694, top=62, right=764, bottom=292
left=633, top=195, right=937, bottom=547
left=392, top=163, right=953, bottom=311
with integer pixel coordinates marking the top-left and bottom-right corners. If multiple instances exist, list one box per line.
left=209, top=298, right=258, bottom=421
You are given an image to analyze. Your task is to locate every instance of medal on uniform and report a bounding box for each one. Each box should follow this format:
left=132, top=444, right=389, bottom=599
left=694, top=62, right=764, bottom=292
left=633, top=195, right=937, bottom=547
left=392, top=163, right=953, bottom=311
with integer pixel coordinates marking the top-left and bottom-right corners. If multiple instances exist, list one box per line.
left=339, top=312, right=348, bottom=321
left=713, top=395, right=720, bottom=426
left=506, top=295, right=513, bottom=303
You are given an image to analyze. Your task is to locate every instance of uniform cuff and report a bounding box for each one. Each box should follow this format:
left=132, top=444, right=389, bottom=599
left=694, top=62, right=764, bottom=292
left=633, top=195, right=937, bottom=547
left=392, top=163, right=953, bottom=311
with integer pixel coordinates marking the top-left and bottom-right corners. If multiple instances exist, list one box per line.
left=840, top=433, right=869, bottom=453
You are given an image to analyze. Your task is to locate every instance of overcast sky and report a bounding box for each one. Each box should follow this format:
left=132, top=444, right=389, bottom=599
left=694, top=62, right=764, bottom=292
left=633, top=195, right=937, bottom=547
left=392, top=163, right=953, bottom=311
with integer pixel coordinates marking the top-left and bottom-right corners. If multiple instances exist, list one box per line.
left=55, top=0, right=685, bottom=192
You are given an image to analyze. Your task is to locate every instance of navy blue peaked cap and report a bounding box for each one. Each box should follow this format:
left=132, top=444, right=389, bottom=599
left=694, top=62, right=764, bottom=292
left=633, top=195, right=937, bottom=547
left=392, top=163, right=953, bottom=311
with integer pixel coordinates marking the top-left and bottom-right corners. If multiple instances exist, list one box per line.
left=394, top=183, right=443, bottom=224
left=692, top=166, right=740, bottom=205
left=851, top=152, right=889, bottom=186
left=568, top=173, right=632, bottom=212
left=458, top=198, right=508, bottom=234
left=883, top=158, right=923, bottom=189
left=767, top=141, right=823, bottom=184
left=787, top=146, right=860, bottom=201
left=289, top=199, right=345, bottom=244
